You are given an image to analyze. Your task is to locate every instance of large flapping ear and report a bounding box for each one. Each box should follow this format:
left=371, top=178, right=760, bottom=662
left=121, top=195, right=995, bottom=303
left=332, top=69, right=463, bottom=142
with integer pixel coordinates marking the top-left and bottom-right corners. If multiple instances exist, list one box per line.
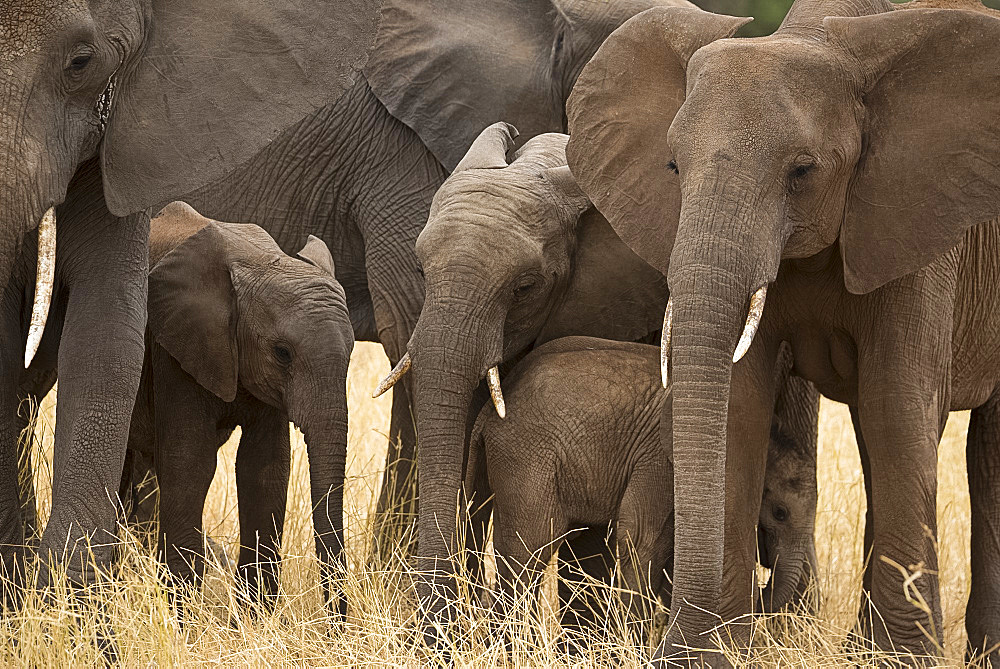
left=537, top=208, right=668, bottom=344
left=453, top=123, right=520, bottom=173
left=148, top=223, right=239, bottom=402
left=297, top=235, right=337, bottom=277
left=566, top=6, right=750, bottom=276
left=365, top=0, right=562, bottom=171
left=825, top=7, right=1000, bottom=294
left=102, top=0, right=380, bottom=216
left=551, top=0, right=699, bottom=92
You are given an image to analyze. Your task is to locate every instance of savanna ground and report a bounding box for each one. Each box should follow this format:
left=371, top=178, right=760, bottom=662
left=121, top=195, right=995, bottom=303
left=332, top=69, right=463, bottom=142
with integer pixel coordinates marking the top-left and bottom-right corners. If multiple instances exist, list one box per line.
left=0, top=342, right=978, bottom=666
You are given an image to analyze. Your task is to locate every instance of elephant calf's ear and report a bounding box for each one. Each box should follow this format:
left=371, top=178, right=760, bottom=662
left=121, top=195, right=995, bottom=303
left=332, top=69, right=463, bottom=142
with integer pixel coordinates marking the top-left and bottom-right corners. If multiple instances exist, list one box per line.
left=296, top=235, right=336, bottom=277
left=148, top=224, right=239, bottom=402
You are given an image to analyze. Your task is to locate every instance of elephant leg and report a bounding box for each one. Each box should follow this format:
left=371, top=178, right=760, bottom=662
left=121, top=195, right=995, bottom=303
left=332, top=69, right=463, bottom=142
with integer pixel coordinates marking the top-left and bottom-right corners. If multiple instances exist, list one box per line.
left=37, top=200, right=149, bottom=589
left=966, top=392, right=1000, bottom=665
left=463, top=433, right=493, bottom=606
left=372, top=378, right=417, bottom=557
left=0, top=335, right=31, bottom=602
left=557, top=525, right=614, bottom=637
left=856, top=386, right=946, bottom=658
left=618, top=469, right=674, bottom=647
left=153, top=349, right=224, bottom=591
left=849, top=404, right=876, bottom=641
left=235, top=405, right=291, bottom=608
left=492, top=505, right=561, bottom=629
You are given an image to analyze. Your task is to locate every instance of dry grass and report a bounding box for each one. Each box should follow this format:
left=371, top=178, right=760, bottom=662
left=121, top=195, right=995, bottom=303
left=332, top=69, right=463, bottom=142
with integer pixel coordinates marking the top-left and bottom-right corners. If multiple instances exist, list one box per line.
left=0, top=342, right=978, bottom=666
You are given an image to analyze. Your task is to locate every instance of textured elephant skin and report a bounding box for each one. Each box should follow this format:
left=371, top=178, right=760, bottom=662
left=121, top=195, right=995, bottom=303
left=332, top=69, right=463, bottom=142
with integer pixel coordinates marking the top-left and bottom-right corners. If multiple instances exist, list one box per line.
left=566, top=0, right=1000, bottom=663
left=0, top=0, right=379, bottom=606
left=123, top=203, right=354, bottom=615
left=469, top=337, right=819, bottom=643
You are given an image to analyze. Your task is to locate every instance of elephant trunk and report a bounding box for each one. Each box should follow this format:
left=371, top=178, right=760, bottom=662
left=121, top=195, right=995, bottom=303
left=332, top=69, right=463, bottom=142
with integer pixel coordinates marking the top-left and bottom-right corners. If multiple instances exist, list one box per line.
left=758, top=532, right=819, bottom=613
left=409, top=298, right=502, bottom=626
left=656, top=186, right=783, bottom=658
left=292, top=384, right=350, bottom=619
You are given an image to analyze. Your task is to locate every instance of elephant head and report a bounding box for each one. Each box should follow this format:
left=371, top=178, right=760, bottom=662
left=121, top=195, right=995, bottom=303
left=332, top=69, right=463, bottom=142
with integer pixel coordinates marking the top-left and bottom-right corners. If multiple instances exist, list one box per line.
left=374, top=124, right=665, bottom=604
left=0, top=0, right=378, bottom=366
left=566, top=0, right=1000, bottom=651
left=147, top=203, right=355, bottom=613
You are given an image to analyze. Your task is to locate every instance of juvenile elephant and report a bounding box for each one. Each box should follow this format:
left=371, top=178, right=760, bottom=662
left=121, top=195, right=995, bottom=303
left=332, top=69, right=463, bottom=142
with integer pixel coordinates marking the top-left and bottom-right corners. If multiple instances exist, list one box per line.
left=0, top=0, right=377, bottom=598
left=125, top=203, right=355, bottom=614
left=468, top=337, right=819, bottom=642
left=566, top=0, right=1000, bottom=662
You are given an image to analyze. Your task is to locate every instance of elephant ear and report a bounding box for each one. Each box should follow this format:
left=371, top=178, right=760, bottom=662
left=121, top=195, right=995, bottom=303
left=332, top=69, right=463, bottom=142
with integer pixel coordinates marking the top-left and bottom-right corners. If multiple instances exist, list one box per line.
left=102, top=0, right=380, bottom=217
left=825, top=8, right=1000, bottom=294
left=297, top=235, right=337, bottom=277
left=365, top=0, right=679, bottom=171
left=566, top=6, right=750, bottom=276
left=148, top=223, right=239, bottom=401
left=538, top=208, right=668, bottom=344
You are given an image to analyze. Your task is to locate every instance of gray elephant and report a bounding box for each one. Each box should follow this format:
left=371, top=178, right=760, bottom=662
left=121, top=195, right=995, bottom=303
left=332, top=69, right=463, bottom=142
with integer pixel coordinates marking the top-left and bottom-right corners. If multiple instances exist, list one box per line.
left=119, top=202, right=354, bottom=615
left=172, top=0, right=695, bottom=629
left=0, top=1, right=377, bottom=599
left=566, top=0, right=1000, bottom=663
left=468, top=337, right=818, bottom=643
left=371, top=123, right=821, bottom=629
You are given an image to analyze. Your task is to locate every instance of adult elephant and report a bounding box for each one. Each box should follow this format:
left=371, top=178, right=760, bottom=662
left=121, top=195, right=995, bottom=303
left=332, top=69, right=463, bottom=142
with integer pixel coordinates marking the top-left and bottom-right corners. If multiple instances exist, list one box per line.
left=0, top=1, right=378, bottom=594
left=179, top=0, right=691, bottom=627
left=566, top=0, right=1000, bottom=664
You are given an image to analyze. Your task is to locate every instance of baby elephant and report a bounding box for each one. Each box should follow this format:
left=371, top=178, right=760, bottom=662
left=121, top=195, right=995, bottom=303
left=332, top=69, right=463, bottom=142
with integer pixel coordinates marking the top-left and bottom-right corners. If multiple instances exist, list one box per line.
left=125, top=202, right=354, bottom=615
left=468, top=336, right=818, bottom=639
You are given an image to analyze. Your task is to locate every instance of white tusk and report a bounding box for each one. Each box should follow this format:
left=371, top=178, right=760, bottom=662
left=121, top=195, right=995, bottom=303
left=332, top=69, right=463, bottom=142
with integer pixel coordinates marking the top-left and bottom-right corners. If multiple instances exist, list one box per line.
left=25, top=207, right=56, bottom=369
left=660, top=298, right=673, bottom=389
left=486, top=366, right=506, bottom=419
left=372, top=352, right=411, bottom=398
left=733, top=285, right=768, bottom=364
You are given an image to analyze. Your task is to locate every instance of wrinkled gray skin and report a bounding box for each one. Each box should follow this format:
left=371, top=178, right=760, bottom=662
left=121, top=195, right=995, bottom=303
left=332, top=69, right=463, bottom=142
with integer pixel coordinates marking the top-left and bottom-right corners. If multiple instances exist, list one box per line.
left=120, top=203, right=354, bottom=615
left=468, top=337, right=818, bottom=644
left=567, top=0, right=1000, bottom=663
left=410, top=125, right=822, bottom=633
left=0, top=0, right=377, bottom=598
left=178, top=0, right=693, bottom=630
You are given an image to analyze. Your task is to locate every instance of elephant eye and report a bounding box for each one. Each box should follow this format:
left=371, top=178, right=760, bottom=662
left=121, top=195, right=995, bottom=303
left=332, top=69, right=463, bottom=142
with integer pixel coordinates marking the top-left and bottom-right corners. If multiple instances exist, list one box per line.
left=788, top=159, right=816, bottom=189
left=667, top=159, right=679, bottom=175
left=513, top=277, right=538, bottom=301
left=273, top=344, right=293, bottom=365
left=772, top=506, right=788, bottom=523
left=66, top=48, right=95, bottom=73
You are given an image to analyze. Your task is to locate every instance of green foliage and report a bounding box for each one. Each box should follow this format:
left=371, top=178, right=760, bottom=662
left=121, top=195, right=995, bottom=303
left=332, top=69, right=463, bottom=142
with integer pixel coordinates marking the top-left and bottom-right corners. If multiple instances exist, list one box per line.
left=695, top=0, right=999, bottom=37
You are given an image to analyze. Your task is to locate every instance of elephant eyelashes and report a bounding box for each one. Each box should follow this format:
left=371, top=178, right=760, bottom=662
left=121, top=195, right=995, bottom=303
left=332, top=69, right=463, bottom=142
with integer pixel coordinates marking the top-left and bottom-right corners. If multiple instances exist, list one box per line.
left=772, top=506, right=788, bottom=523
left=788, top=161, right=816, bottom=189
left=512, top=278, right=538, bottom=301
left=66, top=50, right=94, bottom=73
left=273, top=344, right=293, bottom=365
left=667, top=160, right=679, bottom=175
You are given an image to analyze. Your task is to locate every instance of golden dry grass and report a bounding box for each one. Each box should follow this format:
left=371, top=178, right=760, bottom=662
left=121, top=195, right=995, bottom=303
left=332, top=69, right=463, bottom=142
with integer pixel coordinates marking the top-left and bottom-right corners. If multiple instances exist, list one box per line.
left=0, top=342, right=979, bottom=666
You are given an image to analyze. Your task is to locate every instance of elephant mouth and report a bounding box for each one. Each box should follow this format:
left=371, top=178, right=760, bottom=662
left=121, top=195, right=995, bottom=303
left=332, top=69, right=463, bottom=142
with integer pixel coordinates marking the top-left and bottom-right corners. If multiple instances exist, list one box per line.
left=25, top=206, right=57, bottom=369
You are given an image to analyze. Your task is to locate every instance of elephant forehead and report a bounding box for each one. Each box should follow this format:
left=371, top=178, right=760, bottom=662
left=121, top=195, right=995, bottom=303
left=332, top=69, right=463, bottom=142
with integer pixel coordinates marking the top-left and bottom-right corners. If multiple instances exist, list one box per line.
left=430, top=174, right=557, bottom=223
left=0, top=1, right=81, bottom=63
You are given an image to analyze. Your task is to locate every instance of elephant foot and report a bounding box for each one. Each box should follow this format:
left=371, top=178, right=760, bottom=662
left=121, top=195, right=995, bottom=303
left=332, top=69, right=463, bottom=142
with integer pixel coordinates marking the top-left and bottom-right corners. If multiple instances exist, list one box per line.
left=966, top=604, right=1000, bottom=669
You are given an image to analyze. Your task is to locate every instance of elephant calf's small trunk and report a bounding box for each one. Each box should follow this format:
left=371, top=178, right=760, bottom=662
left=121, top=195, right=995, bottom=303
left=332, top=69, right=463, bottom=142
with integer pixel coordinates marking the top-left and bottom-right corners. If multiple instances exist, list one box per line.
left=25, top=207, right=56, bottom=369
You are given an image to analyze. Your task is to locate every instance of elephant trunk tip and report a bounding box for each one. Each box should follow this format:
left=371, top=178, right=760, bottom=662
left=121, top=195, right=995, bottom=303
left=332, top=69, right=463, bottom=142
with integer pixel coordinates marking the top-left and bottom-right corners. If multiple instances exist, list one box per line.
left=25, top=207, right=57, bottom=369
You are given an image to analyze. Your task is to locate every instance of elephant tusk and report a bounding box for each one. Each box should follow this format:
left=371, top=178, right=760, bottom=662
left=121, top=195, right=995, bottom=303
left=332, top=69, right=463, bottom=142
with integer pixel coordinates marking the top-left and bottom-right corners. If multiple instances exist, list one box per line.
left=733, top=285, right=768, bottom=364
left=486, top=366, right=506, bottom=419
left=660, top=298, right=673, bottom=389
left=372, top=352, right=411, bottom=398
left=25, top=207, right=56, bottom=369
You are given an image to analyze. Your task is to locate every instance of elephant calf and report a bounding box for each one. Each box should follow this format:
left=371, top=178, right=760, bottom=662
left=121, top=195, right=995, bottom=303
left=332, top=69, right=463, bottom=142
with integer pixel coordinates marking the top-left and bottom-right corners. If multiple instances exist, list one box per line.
left=124, top=202, right=355, bottom=615
left=467, top=336, right=818, bottom=639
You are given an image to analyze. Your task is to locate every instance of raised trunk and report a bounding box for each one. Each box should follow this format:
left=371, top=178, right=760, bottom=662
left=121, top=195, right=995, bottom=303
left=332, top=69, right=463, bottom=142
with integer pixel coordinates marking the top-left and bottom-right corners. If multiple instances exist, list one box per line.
left=295, top=390, right=350, bottom=619
left=409, top=301, right=500, bottom=629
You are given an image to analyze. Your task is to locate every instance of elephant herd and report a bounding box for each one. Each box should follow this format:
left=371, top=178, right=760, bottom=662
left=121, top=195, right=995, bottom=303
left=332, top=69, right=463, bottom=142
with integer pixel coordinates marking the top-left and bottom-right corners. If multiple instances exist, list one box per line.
left=2, top=0, right=999, bottom=666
